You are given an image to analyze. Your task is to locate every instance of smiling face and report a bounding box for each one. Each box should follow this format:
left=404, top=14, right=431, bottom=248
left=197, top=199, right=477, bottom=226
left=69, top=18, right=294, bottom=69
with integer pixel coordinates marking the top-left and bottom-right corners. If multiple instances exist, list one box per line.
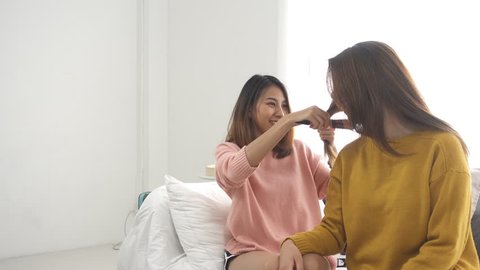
left=252, top=85, right=289, bottom=134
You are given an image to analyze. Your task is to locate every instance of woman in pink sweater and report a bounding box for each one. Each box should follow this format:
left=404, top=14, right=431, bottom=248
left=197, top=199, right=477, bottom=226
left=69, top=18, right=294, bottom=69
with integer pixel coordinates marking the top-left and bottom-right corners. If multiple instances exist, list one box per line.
left=215, top=74, right=337, bottom=270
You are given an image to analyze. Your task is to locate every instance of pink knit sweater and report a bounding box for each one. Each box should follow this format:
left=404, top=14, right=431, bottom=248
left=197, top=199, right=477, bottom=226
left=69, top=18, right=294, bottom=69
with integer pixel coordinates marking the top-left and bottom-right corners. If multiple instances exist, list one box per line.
left=215, top=139, right=336, bottom=268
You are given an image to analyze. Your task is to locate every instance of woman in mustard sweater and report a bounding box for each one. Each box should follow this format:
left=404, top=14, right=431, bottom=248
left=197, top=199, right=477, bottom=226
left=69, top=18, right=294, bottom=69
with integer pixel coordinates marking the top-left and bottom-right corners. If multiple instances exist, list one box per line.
left=279, top=41, right=480, bottom=269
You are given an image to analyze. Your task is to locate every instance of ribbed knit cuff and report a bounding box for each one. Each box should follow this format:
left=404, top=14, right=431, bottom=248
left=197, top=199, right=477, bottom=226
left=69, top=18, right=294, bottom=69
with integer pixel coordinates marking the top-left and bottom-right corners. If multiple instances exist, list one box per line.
left=289, top=234, right=316, bottom=255
left=230, top=146, right=257, bottom=178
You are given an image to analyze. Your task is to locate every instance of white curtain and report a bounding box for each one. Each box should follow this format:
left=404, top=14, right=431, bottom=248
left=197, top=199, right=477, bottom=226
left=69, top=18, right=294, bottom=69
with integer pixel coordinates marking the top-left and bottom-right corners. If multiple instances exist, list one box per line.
left=284, top=0, right=480, bottom=168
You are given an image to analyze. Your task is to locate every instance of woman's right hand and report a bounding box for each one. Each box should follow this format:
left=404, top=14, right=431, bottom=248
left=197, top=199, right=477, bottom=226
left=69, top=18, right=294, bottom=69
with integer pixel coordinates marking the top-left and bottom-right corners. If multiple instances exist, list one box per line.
left=279, top=239, right=304, bottom=270
left=290, top=106, right=330, bottom=130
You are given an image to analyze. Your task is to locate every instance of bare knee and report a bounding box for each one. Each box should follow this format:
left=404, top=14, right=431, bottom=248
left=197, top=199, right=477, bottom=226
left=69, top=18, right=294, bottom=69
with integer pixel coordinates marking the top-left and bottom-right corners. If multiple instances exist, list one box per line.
left=262, top=255, right=279, bottom=270
left=303, top=253, right=330, bottom=270
left=228, top=251, right=279, bottom=270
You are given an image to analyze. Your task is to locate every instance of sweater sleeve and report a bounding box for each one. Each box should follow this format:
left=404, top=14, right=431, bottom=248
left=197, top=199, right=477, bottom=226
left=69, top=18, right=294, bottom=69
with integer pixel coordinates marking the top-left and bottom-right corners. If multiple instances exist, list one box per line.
left=215, top=142, right=256, bottom=191
left=299, top=140, right=330, bottom=200
left=313, top=161, right=330, bottom=200
left=402, top=170, right=472, bottom=269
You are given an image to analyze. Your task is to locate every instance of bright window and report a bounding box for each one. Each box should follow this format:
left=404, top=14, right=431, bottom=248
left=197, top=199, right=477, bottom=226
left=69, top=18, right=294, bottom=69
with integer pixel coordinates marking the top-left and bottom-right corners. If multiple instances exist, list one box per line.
left=284, top=0, right=480, bottom=168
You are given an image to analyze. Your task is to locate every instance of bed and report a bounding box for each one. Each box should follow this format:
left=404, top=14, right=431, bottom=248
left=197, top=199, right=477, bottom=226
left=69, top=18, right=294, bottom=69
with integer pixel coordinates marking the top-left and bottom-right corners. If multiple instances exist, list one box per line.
left=118, top=170, right=480, bottom=270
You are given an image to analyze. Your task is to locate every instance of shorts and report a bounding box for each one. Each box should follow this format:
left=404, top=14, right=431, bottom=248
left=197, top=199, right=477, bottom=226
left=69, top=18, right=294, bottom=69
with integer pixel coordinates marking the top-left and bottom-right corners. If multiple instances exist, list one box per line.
left=224, top=250, right=237, bottom=270
left=224, top=249, right=337, bottom=270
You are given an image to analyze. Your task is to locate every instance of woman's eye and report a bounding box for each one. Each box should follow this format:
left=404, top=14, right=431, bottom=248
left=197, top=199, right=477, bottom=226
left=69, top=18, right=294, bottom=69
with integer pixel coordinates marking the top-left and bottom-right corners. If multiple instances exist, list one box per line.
left=267, top=102, right=276, bottom=108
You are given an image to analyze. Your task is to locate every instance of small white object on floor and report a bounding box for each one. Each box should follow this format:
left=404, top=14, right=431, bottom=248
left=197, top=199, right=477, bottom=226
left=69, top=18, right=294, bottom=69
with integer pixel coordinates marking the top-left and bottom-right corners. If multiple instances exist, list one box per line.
left=337, top=253, right=347, bottom=269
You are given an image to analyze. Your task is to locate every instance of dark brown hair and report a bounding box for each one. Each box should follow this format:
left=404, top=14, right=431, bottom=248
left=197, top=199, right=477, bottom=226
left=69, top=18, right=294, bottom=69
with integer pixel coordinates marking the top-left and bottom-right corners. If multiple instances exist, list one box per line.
left=327, top=41, right=468, bottom=155
left=226, top=74, right=294, bottom=158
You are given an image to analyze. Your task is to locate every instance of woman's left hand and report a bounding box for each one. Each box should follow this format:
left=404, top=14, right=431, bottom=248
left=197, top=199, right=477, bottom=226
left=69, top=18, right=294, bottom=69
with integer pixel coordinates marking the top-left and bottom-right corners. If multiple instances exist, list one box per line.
left=319, top=127, right=335, bottom=144
left=279, top=239, right=304, bottom=270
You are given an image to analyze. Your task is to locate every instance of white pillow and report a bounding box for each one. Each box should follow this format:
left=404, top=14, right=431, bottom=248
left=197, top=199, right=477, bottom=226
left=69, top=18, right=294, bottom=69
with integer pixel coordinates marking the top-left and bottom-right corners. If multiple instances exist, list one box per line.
left=117, top=186, right=185, bottom=270
left=471, top=168, right=480, bottom=214
left=165, top=175, right=232, bottom=270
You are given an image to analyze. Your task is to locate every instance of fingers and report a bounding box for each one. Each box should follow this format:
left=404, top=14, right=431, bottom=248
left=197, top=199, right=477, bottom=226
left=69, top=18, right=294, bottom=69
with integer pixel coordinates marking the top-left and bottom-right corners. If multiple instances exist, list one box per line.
left=297, top=106, right=330, bottom=129
left=294, top=255, right=305, bottom=270
left=311, top=108, right=330, bottom=129
left=319, top=128, right=335, bottom=144
left=279, top=239, right=304, bottom=270
left=279, top=256, right=303, bottom=270
left=278, top=260, right=295, bottom=270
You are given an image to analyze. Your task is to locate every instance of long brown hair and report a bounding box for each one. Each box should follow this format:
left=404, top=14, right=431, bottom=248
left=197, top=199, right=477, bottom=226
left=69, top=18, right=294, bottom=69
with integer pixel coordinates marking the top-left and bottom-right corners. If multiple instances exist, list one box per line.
left=226, top=74, right=294, bottom=158
left=327, top=41, right=468, bottom=155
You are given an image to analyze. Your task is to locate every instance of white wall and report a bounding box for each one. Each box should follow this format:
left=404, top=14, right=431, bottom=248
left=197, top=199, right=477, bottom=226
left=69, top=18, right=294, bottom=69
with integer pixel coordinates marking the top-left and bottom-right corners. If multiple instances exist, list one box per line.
left=284, top=0, right=480, bottom=166
left=142, top=0, right=169, bottom=191
left=0, top=0, right=282, bottom=259
left=0, top=0, right=139, bottom=259
left=167, top=0, right=283, bottom=181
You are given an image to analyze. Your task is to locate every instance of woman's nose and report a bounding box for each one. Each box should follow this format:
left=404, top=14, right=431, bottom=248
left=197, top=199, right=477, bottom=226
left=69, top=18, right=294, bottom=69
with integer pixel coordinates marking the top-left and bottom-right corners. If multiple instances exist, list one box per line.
left=276, top=106, right=285, bottom=116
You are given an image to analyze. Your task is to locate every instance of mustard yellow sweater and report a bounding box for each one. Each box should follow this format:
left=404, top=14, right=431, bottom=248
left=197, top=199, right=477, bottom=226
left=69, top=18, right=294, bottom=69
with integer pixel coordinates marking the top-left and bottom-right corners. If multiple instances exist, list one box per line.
left=290, top=131, right=480, bottom=269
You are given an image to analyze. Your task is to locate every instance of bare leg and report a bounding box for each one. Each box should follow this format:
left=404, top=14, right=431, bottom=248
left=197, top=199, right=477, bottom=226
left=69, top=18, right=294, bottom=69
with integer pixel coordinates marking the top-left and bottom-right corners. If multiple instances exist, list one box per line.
left=228, top=251, right=279, bottom=270
left=228, top=250, right=330, bottom=270
left=303, top=253, right=330, bottom=270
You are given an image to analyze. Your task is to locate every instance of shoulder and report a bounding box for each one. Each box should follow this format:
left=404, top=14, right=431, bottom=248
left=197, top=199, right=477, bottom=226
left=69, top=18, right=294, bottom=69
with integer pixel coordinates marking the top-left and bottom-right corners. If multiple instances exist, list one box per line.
left=291, top=139, right=323, bottom=166
left=410, top=131, right=464, bottom=156
left=292, top=139, right=308, bottom=149
left=331, top=136, right=367, bottom=172
left=392, top=131, right=469, bottom=178
left=337, top=136, right=368, bottom=156
left=292, top=139, right=317, bottom=156
left=426, top=131, right=462, bottom=147
left=413, top=131, right=470, bottom=183
left=216, top=141, right=241, bottom=151
left=215, top=142, right=242, bottom=156
left=422, top=131, right=468, bottom=172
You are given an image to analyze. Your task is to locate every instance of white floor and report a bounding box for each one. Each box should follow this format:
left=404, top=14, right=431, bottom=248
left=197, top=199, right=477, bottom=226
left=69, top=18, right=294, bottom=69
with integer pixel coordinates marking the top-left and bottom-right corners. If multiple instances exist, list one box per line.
left=0, top=244, right=119, bottom=270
